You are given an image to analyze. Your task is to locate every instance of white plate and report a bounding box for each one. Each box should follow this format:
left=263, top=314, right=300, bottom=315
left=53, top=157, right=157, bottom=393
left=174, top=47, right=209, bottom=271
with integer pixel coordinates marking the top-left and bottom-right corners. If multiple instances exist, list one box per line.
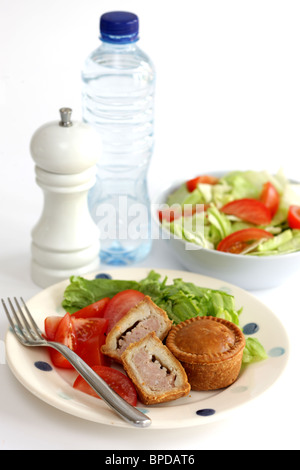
left=5, top=268, right=289, bottom=429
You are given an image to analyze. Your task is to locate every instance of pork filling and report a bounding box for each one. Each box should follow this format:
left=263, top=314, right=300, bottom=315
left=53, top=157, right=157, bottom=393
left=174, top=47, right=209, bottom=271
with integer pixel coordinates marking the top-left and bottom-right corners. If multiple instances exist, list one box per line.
left=117, top=316, right=161, bottom=355
left=132, top=348, right=177, bottom=392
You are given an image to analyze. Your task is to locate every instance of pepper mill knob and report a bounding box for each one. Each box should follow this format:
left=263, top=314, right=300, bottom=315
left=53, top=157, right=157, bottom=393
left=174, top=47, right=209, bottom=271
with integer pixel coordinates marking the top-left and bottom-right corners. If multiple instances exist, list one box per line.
left=59, top=107, right=73, bottom=127
left=30, top=108, right=102, bottom=288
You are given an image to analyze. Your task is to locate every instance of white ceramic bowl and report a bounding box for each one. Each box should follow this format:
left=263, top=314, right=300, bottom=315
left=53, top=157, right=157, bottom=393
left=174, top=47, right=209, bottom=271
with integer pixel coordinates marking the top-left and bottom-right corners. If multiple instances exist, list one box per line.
left=153, top=180, right=300, bottom=290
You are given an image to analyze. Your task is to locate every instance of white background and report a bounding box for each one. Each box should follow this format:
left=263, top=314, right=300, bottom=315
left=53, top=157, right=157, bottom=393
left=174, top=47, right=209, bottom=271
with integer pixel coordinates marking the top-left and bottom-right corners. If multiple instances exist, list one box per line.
left=0, top=0, right=300, bottom=450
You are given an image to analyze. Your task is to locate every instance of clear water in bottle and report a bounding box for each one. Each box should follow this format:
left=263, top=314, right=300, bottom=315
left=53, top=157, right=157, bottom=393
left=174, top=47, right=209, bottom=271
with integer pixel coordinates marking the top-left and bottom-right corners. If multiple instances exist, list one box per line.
left=82, top=11, right=155, bottom=265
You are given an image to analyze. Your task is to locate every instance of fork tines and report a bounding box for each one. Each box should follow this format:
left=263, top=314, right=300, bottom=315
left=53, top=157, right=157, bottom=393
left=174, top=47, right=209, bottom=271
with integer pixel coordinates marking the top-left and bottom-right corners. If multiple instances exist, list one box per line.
left=1, top=297, right=42, bottom=343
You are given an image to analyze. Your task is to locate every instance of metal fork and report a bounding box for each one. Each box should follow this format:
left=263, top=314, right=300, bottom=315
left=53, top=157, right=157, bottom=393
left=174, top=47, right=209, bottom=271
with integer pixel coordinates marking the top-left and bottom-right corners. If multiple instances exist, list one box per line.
left=1, top=297, right=151, bottom=428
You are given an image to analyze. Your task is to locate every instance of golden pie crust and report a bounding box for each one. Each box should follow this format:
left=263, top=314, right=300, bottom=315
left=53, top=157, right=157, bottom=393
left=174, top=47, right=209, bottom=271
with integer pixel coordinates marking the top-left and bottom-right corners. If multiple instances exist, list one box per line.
left=166, top=316, right=246, bottom=391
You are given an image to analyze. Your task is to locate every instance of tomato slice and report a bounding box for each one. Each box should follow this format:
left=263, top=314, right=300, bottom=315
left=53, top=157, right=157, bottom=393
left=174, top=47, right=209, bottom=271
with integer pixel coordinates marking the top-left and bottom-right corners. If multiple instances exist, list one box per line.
left=186, top=175, right=219, bottom=192
left=44, top=316, right=62, bottom=341
left=288, top=205, right=300, bottom=229
left=45, top=315, right=109, bottom=343
left=159, top=204, right=209, bottom=222
left=73, top=365, right=138, bottom=406
left=74, top=318, right=108, bottom=344
left=76, top=333, right=109, bottom=368
left=71, top=298, right=110, bottom=319
left=158, top=206, right=182, bottom=223
left=260, top=182, right=280, bottom=217
left=46, top=314, right=108, bottom=369
left=221, top=198, right=272, bottom=225
left=217, top=228, right=274, bottom=254
left=103, top=290, right=145, bottom=332
left=49, top=313, right=77, bottom=369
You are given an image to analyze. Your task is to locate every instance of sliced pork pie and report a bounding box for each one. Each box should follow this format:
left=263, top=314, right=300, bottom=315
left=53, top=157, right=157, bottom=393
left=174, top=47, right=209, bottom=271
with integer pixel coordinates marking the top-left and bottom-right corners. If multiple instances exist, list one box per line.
left=122, top=332, right=191, bottom=405
left=101, top=296, right=172, bottom=363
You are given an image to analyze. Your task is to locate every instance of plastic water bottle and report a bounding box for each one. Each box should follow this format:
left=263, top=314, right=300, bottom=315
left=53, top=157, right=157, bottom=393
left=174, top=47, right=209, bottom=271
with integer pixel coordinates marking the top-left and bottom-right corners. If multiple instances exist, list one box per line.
left=82, top=11, right=155, bottom=265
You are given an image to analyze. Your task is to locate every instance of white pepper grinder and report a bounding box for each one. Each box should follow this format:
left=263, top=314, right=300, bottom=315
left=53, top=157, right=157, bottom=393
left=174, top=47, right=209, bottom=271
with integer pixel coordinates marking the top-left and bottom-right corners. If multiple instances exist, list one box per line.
left=30, top=108, right=102, bottom=288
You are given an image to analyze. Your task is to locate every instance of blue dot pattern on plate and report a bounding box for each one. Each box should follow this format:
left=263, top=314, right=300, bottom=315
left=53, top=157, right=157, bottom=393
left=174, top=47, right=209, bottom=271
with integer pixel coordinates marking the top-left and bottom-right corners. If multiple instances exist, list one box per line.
left=268, top=347, right=285, bottom=357
left=34, top=361, right=53, bottom=372
left=137, top=408, right=149, bottom=415
left=95, top=273, right=112, bottom=279
left=243, top=323, right=259, bottom=335
left=196, top=409, right=216, bottom=417
left=58, top=390, right=72, bottom=400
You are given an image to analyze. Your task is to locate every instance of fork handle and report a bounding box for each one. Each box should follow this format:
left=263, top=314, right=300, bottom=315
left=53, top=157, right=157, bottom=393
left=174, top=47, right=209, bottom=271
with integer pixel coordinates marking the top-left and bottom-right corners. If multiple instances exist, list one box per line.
left=48, top=341, right=151, bottom=428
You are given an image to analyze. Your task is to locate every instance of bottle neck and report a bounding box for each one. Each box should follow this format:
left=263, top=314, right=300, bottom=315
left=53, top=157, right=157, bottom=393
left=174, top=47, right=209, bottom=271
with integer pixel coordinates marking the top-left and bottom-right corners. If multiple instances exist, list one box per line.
left=99, top=40, right=139, bottom=53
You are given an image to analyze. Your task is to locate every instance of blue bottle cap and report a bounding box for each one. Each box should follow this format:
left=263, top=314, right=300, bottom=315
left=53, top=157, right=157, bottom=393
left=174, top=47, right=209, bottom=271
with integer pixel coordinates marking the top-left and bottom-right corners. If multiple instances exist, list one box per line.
left=100, top=11, right=139, bottom=44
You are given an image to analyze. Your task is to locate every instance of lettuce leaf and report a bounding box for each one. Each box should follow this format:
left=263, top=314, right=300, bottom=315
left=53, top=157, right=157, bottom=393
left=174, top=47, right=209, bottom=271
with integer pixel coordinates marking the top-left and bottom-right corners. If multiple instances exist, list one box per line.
left=62, top=270, right=242, bottom=325
left=243, top=337, right=268, bottom=364
left=62, top=276, right=140, bottom=313
left=207, top=205, right=232, bottom=239
left=221, top=170, right=284, bottom=201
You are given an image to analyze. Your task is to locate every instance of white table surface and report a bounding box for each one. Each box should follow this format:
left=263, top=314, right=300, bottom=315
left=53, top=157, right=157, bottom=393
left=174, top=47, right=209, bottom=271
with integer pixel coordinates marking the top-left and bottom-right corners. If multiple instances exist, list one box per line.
left=1, top=0, right=300, bottom=451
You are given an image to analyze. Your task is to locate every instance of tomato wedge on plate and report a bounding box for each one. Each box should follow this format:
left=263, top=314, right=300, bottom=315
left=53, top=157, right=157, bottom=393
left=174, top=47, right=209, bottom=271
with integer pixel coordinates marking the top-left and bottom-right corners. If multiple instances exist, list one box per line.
left=217, top=228, right=274, bottom=254
left=44, top=316, right=62, bottom=341
left=288, top=205, right=300, bottom=229
left=221, top=198, right=272, bottom=225
left=260, top=182, right=280, bottom=217
left=186, top=175, right=219, bottom=192
left=73, top=365, right=138, bottom=406
left=47, top=314, right=109, bottom=369
left=45, top=315, right=108, bottom=344
left=74, top=317, right=108, bottom=366
left=49, top=313, right=77, bottom=369
left=103, top=290, right=145, bottom=332
left=71, top=298, right=110, bottom=319
left=74, top=318, right=108, bottom=344
left=76, top=330, right=108, bottom=367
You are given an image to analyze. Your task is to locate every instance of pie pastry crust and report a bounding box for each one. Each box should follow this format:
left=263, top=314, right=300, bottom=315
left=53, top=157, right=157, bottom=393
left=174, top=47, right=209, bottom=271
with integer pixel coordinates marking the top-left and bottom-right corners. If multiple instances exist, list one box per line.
left=166, top=316, right=246, bottom=391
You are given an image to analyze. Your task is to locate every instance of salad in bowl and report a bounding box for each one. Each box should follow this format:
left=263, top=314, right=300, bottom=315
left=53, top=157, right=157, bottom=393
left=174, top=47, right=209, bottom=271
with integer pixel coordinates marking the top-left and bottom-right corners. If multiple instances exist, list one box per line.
left=158, top=169, right=300, bottom=256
